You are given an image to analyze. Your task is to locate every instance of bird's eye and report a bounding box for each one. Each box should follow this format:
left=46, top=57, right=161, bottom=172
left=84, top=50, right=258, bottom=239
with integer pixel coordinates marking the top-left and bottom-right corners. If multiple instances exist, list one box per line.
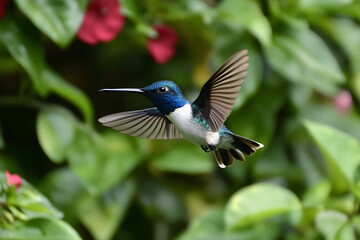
left=159, top=86, right=167, bottom=92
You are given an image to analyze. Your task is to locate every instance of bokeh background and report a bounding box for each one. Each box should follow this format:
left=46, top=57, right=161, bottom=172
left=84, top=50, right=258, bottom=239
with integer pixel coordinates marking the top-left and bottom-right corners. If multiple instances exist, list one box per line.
left=1, top=0, right=360, bottom=239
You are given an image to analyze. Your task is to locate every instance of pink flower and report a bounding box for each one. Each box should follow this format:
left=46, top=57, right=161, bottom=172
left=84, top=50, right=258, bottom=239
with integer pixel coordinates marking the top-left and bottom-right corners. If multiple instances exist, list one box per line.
left=147, top=24, right=178, bottom=64
left=333, top=90, right=352, bottom=114
left=0, top=0, right=9, bottom=19
left=77, top=0, right=125, bottom=45
left=5, top=170, right=22, bottom=190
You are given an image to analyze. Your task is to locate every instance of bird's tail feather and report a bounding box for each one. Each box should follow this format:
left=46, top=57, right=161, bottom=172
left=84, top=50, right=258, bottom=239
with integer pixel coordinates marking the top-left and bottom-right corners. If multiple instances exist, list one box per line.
left=213, top=149, right=234, bottom=168
left=213, top=133, right=263, bottom=168
left=229, top=133, right=264, bottom=155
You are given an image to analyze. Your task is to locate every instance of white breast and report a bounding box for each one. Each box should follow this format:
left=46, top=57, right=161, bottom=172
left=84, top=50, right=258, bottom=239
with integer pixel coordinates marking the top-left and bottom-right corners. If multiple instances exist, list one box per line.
left=167, top=104, right=220, bottom=146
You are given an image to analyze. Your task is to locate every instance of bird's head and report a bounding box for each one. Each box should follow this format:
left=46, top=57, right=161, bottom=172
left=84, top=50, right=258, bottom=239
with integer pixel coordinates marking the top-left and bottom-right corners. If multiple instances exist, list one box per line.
left=100, top=80, right=188, bottom=115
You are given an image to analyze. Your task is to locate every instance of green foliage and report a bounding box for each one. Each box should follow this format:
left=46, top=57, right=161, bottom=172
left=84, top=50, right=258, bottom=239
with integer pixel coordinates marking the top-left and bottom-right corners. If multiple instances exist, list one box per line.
left=14, top=0, right=89, bottom=48
left=151, top=144, right=214, bottom=174
left=1, top=0, right=360, bottom=239
left=44, top=67, right=94, bottom=125
left=265, top=22, right=345, bottom=95
left=315, top=210, right=356, bottom=240
left=37, top=106, right=76, bottom=163
left=0, top=15, right=47, bottom=96
left=224, top=183, right=301, bottom=230
left=217, top=0, right=272, bottom=47
left=1, top=218, right=82, bottom=240
left=77, top=179, right=136, bottom=240
left=0, top=172, right=81, bottom=240
left=304, top=120, right=360, bottom=193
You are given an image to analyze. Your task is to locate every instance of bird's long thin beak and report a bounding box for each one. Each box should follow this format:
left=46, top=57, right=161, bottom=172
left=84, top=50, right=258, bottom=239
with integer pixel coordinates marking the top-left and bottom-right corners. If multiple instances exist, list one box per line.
left=99, top=88, right=145, bottom=94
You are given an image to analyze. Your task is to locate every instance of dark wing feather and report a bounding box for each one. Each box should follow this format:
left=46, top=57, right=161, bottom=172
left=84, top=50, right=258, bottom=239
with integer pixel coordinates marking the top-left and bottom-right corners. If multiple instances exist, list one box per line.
left=193, top=50, right=249, bottom=131
left=98, top=108, right=182, bottom=139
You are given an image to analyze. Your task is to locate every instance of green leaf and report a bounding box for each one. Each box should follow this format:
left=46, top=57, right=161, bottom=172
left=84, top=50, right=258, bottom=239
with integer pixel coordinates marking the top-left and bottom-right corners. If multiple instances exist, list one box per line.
left=177, top=208, right=281, bottom=240
left=78, top=179, right=136, bottom=240
left=315, top=210, right=355, bottom=240
left=300, top=102, right=360, bottom=141
left=93, top=131, right=142, bottom=192
left=0, top=217, right=81, bottom=240
left=331, top=2, right=360, bottom=20
left=121, top=0, right=141, bottom=22
left=36, top=106, right=102, bottom=193
left=177, top=208, right=224, bottom=240
left=312, top=18, right=360, bottom=104
left=217, top=0, right=272, bottom=47
left=325, top=194, right=355, bottom=215
left=68, top=130, right=142, bottom=195
left=160, top=0, right=213, bottom=28
left=354, top=166, right=360, bottom=198
left=0, top=15, right=92, bottom=122
left=299, top=0, right=353, bottom=15
left=44, top=67, right=93, bottom=125
left=121, top=0, right=157, bottom=38
left=0, top=16, right=92, bottom=122
left=303, top=120, right=360, bottom=193
left=14, top=0, right=89, bottom=48
left=0, top=16, right=47, bottom=96
left=224, top=183, right=301, bottom=230
left=39, top=168, right=84, bottom=223
left=179, top=216, right=281, bottom=240
left=36, top=106, right=76, bottom=163
left=302, top=180, right=331, bottom=207
left=151, top=144, right=214, bottom=174
left=265, top=23, right=344, bottom=95
left=299, top=0, right=360, bottom=18
left=37, top=106, right=141, bottom=194
left=65, top=127, right=102, bottom=195
left=352, top=214, right=360, bottom=235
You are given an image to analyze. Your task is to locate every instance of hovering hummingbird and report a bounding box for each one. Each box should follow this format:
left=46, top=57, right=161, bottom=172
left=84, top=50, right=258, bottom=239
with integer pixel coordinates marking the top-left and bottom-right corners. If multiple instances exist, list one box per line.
left=99, top=50, right=263, bottom=168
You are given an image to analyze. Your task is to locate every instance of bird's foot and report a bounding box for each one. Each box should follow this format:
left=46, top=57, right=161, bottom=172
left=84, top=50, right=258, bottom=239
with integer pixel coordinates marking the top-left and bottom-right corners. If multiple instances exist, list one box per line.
left=201, top=145, right=217, bottom=152
left=208, top=145, right=216, bottom=151
left=201, top=145, right=210, bottom=152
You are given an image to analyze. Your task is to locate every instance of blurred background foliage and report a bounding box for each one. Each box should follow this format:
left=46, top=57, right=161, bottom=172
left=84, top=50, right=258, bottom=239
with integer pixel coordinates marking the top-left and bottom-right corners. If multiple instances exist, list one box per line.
left=1, top=0, right=360, bottom=239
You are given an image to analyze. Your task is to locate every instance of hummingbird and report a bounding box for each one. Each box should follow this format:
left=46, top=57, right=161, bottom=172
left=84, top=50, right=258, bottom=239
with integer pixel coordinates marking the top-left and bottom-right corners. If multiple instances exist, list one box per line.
left=99, top=50, right=263, bottom=168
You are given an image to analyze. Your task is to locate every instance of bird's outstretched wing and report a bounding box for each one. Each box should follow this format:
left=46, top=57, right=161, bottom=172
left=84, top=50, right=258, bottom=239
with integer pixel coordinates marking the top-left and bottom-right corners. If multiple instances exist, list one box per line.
left=99, top=108, right=182, bottom=139
left=193, top=50, right=249, bottom=132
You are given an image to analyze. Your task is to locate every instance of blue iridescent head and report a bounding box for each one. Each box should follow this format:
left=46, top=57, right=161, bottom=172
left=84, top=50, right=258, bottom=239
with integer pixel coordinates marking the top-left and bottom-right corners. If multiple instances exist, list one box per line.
left=141, top=80, right=189, bottom=115
left=99, top=80, right=189, bottom=115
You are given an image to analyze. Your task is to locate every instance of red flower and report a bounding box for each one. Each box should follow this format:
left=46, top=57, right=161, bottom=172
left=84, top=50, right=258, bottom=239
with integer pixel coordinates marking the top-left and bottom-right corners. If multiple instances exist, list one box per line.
left=5, top=170, right=22, bottom=190
left=333, top=90, right=352, bottom=114
left=0, top=0, right=9, bottom=19
left=147, top=25, right=178, bottom=64
left=77, top=0, right=125, bottom=45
